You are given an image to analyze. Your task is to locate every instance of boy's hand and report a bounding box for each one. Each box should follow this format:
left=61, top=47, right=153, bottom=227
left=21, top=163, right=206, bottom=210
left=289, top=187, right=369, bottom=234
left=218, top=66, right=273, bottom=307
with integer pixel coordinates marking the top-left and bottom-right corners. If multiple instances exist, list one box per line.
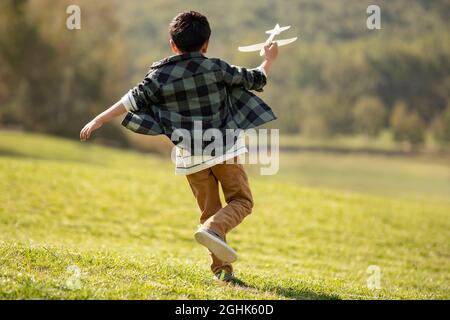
left=264, top=42, right=278, bottom=62
left=80, top=119, right=103, bottom=141
left=260, top=42, right=278, bottom=75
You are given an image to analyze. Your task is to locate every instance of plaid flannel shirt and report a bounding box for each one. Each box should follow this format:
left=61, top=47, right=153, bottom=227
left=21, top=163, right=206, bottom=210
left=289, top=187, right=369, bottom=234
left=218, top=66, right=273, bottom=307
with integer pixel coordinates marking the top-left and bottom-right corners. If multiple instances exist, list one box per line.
left=120, top=52, right=277, bottom=173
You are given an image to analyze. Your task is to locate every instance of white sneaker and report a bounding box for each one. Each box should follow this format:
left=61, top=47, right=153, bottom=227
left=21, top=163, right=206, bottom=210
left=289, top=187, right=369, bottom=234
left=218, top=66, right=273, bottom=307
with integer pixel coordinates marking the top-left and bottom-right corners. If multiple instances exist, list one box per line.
left=194, top=227, right=237, bottom=263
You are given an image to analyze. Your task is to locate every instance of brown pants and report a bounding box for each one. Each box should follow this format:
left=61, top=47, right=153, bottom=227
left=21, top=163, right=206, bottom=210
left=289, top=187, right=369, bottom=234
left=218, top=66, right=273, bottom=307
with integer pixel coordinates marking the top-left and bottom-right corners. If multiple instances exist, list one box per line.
left=186, top=158, right=253, bottom=274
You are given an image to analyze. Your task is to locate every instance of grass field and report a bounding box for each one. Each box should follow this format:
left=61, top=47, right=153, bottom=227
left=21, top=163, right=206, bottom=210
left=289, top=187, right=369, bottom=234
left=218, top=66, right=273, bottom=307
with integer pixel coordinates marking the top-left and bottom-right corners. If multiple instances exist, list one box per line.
left=0, top=130, right=449, bottom=299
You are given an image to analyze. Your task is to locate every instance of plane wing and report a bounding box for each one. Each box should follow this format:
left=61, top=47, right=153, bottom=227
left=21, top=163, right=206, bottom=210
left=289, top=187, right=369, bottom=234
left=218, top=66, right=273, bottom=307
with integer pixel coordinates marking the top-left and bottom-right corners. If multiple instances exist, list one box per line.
left=265, top=25, right=291, bottom=34
left=238, top=37, right=298, bottom=52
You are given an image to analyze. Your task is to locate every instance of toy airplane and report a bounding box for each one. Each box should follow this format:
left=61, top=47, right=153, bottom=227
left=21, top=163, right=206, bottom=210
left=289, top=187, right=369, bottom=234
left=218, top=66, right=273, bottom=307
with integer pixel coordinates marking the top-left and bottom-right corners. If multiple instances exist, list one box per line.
left=238, top=23, right=298, bottom=56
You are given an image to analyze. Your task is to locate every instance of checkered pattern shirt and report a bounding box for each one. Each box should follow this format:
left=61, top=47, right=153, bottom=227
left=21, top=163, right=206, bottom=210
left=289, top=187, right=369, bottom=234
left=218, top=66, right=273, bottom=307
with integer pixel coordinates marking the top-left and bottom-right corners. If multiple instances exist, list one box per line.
left=120, top=52, right=277, bottom=175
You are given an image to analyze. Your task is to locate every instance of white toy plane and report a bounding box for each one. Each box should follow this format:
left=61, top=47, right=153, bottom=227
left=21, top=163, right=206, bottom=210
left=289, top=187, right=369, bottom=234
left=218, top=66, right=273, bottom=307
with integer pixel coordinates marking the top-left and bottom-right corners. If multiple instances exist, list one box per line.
left=238, top=23, right=298, bottom=56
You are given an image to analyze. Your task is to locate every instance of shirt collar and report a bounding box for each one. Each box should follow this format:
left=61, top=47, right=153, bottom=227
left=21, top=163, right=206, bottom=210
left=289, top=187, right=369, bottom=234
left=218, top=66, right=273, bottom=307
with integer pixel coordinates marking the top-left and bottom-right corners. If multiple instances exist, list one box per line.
left=150, top=52, right=206, bottom=69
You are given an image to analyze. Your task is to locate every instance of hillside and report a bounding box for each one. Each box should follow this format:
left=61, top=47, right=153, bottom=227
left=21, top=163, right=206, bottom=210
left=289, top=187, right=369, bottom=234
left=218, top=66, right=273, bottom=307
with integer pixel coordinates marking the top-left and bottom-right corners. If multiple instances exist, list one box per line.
left=0, top=131, right=449, bottom=299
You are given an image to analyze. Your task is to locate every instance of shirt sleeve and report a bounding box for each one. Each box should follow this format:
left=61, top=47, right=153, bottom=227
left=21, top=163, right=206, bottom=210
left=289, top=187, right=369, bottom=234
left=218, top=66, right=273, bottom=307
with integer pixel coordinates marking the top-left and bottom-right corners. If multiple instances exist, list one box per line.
left=120, top=72, right=160, bottom=112
left=120, top=90, right=138, bottom=112
left=257, top=65, right=267, bottom=78
left=217, top=59, right=267, bottom=92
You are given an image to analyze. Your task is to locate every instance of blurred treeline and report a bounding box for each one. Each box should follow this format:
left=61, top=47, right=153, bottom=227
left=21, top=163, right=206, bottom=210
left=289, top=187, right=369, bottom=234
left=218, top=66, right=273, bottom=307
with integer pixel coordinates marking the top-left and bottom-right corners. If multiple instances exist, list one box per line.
left=1, top=0, right=449, bottom=148
left=0, top=0, right=129, bottom=144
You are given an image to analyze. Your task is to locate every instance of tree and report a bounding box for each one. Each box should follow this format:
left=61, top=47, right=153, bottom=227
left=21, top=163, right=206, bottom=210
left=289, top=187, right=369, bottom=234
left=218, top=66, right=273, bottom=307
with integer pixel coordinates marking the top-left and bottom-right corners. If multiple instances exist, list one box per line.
left=390, top=101, right=426, bottom=146
left=432, top=105, right=450, bottom=143
left=352, top=97, right=387, bottom=137
left=0, top=0, right=57, bottom=129
left=0, top=0, right=128, bottom=144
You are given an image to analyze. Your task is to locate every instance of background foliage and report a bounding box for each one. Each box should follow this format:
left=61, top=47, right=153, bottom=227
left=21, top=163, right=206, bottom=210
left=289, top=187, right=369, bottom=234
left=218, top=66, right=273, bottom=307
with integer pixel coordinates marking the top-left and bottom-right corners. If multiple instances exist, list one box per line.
left=0, top=0, right=449, bottom=147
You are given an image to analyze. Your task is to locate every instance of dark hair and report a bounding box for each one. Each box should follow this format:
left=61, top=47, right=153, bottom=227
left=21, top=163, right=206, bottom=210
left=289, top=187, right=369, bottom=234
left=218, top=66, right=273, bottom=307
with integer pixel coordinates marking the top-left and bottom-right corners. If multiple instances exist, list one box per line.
left=169, top=11, right=211, bottom=52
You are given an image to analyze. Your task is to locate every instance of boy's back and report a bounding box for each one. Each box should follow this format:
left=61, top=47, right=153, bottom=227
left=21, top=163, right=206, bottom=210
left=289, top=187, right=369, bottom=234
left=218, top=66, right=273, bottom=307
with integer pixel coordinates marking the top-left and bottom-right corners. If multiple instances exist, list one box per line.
left=121, top=52, right=275, bottom=138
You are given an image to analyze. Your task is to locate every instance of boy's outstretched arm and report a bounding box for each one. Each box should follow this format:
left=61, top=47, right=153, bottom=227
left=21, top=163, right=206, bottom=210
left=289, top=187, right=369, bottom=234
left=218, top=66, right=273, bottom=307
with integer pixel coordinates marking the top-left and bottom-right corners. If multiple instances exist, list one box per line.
left=79, top=101, right=126, bottom=141
left=80, top=72, right=159, bottom=141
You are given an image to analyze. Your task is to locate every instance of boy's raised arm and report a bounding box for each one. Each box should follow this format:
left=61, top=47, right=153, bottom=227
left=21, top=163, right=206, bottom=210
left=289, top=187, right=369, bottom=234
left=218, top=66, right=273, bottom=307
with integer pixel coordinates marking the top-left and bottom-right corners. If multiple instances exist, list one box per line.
left=219, top=42, right=278, bottom=91
left=79, top=101, right=126, bottom=141
left=260, top=42, right=278, bottom=75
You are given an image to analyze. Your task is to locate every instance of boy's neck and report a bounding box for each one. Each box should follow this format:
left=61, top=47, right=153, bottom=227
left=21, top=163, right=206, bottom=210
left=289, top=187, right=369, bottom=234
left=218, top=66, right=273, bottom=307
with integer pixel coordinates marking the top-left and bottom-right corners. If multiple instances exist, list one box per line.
left=178, top=51, right=203, bottom=55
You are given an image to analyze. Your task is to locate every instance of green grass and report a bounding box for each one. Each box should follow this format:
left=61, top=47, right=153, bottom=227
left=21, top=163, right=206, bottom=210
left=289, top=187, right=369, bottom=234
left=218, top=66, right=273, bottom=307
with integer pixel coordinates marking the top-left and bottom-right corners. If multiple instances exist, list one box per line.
left=270, top=151, right=450, bottom=202
left=0, top=130, right=449, bottom=299
left=279, top=132, right=404, bottom=152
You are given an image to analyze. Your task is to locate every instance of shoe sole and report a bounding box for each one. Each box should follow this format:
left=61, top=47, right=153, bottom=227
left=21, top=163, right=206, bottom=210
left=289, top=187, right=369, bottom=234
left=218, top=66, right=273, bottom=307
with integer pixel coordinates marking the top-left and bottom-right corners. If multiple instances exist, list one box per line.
left=195, top=229, right=237, bottom=263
